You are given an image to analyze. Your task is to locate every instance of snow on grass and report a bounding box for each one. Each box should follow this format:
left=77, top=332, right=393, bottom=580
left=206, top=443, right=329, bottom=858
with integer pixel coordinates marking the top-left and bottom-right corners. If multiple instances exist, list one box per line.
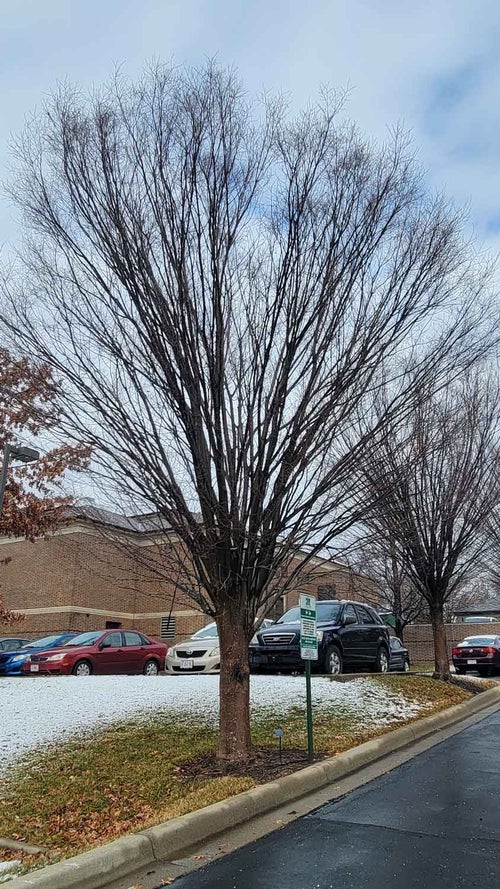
left=0, top=674, right=426, bottom=769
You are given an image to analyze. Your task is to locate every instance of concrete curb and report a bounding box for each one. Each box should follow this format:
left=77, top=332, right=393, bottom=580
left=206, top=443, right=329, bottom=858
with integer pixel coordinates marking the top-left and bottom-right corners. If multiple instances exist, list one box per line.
left=7, top=685, right=500, bottom=889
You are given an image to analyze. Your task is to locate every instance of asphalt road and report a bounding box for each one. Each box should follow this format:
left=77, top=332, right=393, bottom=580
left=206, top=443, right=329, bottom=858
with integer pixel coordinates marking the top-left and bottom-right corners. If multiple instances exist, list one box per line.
left=169, top=709, right=500, bottom=889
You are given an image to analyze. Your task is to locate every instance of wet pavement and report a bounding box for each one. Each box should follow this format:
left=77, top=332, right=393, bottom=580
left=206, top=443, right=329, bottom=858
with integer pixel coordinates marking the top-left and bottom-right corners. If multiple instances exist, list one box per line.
left=169, top=710, right=500, bottom=888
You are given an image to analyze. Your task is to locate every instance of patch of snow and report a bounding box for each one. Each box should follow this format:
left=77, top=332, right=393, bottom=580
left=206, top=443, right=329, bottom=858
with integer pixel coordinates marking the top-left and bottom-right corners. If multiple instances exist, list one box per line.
left=0, top=674, right=426, bottom=769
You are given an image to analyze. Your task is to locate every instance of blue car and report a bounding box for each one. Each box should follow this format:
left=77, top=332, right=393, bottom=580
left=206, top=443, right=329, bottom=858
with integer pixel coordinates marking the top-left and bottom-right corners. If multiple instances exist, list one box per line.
left=0, top=633, right=78, bottom=675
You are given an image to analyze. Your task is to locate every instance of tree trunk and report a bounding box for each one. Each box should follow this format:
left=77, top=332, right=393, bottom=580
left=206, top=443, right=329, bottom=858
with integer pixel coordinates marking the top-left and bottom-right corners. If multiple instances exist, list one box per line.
left=395, top=616, right=405, bottom=644
left=217, top=608, right=252, bottom=763
left=430, top=606, right=450, bottom=680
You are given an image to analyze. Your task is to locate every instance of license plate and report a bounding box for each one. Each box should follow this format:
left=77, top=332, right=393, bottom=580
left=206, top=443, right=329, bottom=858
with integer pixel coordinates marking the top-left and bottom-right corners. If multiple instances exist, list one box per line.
left=180, top=659, right=194, bottom=670
left=467, top=659, right=477, bottom=665
left=30, top=664, right=39, bottom=672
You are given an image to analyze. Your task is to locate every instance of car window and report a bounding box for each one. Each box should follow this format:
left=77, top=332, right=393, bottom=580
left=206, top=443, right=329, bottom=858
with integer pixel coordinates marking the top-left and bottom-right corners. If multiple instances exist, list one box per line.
left=64, top=632, right=103, bottom=647
left=277, top=602, right=342, bottom=624
left=355, top=606, right=374, bottom=625
left=104, top=632, right=122, bottom=648
left=25, top=635, right=62, bottom=649
left=343, top=604, right=358, bottom=624
left=123, top=632, right=143, bottom=647
left=139, top=634, right=152, bottom=645
left=192, top=623, right=219, bottom=639
left=461, top=636, right=497, bottom=646
left=3, top=639, right=23, bottom=650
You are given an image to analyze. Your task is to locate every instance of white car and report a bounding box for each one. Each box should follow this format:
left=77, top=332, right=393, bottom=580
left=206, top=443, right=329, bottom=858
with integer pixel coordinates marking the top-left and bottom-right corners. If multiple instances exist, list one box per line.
left=165, top=620, right=274, bottom=675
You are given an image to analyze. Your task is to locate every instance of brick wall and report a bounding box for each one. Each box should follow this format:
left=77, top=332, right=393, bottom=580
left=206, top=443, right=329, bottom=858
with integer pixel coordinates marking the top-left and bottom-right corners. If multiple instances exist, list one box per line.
left=404, top=622, right=500, bottom=664
left=0, top=523, right=379, bottom=645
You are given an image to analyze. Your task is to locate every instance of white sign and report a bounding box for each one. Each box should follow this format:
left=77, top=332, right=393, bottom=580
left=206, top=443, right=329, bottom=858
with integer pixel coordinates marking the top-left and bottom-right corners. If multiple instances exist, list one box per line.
left=300, top=593, right=318, bottom=661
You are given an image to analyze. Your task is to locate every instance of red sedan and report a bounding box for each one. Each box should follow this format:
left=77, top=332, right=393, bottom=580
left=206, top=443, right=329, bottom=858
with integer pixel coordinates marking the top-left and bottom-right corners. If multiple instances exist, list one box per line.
left=22, top=629, right=168, bottom=677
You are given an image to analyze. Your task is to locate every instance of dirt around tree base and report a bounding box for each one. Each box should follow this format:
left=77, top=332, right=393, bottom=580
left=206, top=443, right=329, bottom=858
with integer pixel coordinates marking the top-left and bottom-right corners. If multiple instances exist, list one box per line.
left=177, top=747, right=327, bottom=782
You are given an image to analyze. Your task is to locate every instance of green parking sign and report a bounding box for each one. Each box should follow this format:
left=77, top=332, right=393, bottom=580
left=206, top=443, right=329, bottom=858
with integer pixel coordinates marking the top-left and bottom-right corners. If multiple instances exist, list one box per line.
left=300, top=593, right=318, bottom=661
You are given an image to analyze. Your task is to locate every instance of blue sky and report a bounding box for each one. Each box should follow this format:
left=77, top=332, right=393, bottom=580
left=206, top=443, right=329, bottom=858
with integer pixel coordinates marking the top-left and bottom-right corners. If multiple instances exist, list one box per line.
left=1, top=0, right=500, bottom=249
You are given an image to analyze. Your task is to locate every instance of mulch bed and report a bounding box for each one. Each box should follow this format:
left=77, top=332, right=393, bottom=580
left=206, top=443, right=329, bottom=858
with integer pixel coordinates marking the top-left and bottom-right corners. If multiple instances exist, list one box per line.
left=177, top=747, right=327, bottom=782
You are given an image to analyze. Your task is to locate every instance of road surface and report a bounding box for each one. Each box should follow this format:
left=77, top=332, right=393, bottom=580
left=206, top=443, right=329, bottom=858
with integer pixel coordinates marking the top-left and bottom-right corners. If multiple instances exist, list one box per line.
left=169, top=709, right=500, bottom=888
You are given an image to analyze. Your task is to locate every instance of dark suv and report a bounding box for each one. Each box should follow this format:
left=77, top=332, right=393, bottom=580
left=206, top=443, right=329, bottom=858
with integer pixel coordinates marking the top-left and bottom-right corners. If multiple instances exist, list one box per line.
left=249, top=600, right=390, bottom=675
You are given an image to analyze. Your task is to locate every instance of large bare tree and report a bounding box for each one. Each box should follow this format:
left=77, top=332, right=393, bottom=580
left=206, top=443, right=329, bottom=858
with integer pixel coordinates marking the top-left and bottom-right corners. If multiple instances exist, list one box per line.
left=0, top=64, right=494, bottom=759
left=355, top=373, right=500, bottom=678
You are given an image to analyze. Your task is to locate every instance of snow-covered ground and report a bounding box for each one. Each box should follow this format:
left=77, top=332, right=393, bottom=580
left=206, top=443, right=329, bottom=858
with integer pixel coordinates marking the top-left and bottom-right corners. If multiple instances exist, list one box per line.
left=0, top=674, right=426, bottom=769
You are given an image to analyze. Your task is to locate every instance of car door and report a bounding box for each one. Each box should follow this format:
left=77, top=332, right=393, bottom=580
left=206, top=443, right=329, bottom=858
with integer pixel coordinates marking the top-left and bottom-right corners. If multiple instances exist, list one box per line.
left=389, top=638, right=404, bottom=670
left=122, top=631, right=145, bottom=673
left=92, top=631, right=124, bottom=674
left=355, top=605, right=379, bottom=664
left=339, top=604, right=361, bottom=667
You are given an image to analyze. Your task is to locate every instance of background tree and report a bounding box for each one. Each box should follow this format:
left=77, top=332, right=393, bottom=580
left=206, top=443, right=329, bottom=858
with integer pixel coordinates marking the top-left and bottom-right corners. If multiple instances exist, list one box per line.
left=355, top=373, right=500, bottom=678
left=1, top=64, right=494, bottom=760
left=347, top=531, right=426, bottom=640
left=0, top=348, right=89, bottom=623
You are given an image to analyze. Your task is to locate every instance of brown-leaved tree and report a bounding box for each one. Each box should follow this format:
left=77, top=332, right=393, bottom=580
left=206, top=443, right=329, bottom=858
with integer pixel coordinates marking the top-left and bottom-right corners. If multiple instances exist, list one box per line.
left=0, top=349, right=89, bottom=623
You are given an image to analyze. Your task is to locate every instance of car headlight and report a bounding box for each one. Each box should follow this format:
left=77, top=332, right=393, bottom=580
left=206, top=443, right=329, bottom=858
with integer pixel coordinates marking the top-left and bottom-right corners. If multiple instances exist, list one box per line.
left=10, top=655, right=26, bottom=663
left=208, top=648, right=220, bottom=657
left=250, top=634, right=258, bottom=645
left=316, top=630, right=324, bottom=642
left=45, top=654, right=66, bottom=662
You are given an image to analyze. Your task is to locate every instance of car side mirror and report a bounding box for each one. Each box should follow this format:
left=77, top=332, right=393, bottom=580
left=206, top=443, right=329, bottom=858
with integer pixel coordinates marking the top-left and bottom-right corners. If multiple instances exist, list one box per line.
left=343, top=615, right=357, bottom=626
left=99, top=640, right=111, bottom=650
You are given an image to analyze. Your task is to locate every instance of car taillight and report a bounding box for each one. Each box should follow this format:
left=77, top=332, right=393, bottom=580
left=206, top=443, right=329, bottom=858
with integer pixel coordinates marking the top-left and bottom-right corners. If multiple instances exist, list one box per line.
left=482, top=647, right=496, bottom=655
left=452, top=649, right=461, bottom=657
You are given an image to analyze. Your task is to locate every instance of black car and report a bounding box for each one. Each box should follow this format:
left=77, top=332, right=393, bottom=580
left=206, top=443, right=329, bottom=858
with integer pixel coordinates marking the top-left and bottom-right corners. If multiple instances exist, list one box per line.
left=0, top=637, right=30, bottom=652
left=249, top=600, right=391, bottom=675
left=452, top=635, right=500, bottom=676
left=389, top=637, right=410, bottom=672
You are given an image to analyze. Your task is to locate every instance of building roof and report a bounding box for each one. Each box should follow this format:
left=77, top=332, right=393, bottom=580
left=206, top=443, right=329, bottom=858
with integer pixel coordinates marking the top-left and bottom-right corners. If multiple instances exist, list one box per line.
left=454, top=596, right=500, bottom=615
left=65, top=505, right=170, bottom=534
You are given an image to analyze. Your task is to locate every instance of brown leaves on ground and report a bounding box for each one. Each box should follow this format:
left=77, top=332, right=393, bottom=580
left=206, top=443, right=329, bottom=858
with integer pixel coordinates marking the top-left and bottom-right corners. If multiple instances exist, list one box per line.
left=0, top=677, right=474, bottom=871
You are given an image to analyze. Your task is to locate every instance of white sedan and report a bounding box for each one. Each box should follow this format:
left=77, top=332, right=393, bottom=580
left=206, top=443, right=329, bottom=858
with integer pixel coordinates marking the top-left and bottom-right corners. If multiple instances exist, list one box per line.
left=165, top=620, right=274, bottom=675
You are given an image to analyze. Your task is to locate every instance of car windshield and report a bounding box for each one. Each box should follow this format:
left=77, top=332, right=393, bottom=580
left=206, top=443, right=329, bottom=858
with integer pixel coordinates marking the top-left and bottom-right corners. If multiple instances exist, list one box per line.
left=191, top=624, right=219, bottom=639
left=461, top=636, right=497, bottom=646
left=63, top=632, right=102, bottom=647
left=25, top=635, right=62, bottom=649
left=277, top=602, right=342, bottom=624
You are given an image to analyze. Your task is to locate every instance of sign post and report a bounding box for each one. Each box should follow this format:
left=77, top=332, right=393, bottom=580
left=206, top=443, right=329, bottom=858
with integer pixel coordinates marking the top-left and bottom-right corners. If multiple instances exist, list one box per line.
left=299, top=593, right=317, bottom=763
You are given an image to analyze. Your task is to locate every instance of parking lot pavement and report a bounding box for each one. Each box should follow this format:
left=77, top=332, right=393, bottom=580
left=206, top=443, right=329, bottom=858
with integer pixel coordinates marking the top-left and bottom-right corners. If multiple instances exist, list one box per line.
left=169, top=709, right=500, bottom=888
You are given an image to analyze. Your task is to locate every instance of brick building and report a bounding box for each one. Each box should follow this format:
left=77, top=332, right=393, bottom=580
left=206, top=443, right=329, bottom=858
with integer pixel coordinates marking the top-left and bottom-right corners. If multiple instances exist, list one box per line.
left=0, top=506, right=378, bottom=645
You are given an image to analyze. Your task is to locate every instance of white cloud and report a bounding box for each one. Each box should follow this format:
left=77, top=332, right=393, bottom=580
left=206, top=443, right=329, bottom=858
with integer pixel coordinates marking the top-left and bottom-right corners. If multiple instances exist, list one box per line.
left=1, top=0, right=500, bottom=252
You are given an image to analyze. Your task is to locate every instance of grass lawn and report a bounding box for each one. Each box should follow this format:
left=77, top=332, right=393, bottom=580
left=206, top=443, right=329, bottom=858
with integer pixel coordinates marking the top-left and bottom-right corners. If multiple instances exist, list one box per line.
left=0, top=675, right=471, bottom=876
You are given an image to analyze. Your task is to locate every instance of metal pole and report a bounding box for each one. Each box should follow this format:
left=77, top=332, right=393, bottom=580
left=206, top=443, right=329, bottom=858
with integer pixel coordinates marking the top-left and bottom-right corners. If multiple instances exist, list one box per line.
left=0, top=444, right=12, bottom=516
left=305, top=659, right=314, bottom=763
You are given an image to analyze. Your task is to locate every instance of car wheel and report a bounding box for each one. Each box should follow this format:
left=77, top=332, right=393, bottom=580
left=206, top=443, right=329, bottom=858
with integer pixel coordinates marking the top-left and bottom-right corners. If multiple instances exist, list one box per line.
left=72, top=659, right=92, bottom=677
left=324, top=645, right=343, bottom=675
left=455, top=667, right=466, bottom=675
left=374, top=647, right=389, bottom=673
left=143, top=659, right=160, bottom=676
left=403, top=659, right=410, bottom=672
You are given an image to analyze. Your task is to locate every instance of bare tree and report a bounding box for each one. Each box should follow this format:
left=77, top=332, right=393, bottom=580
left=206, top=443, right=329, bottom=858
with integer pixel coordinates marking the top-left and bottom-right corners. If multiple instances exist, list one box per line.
left=355, top=373, right=500, bottom=678
left=1, top=63, right=495, bottom=760
left=348, top=531, right=427, bottom=640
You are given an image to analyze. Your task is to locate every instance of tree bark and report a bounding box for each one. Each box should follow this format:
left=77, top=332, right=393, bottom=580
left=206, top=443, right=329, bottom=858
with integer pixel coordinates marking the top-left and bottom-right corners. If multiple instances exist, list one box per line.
left=217, top=609, right=252, bottom=762
left=430, top=606, right=450, bottom=680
